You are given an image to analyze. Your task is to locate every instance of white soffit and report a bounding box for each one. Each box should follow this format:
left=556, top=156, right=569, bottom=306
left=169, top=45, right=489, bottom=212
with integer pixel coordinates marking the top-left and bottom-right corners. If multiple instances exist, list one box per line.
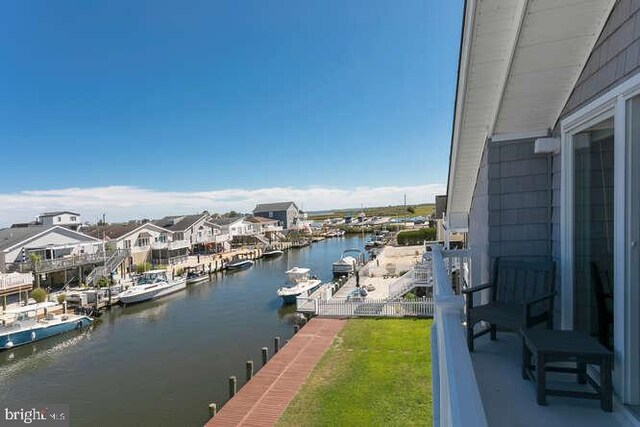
left=494, top=0, right=615, bottom=134
left=447, top=0, right=615, bottom=219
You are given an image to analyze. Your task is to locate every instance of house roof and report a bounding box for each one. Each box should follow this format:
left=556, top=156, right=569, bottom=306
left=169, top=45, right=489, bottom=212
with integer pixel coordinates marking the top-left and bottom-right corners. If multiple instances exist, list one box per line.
left=446, top=0, right=614, bottom=230
left=152, top=214, right=207, bottom=232
left=208, top=216, right=245, bottom=226
left=84, top=222, right=169, bottom=240
left=245, top=216, right=278, bottom=224
left=0, top=225, right=100, bottom=252
left=0, top=226, right=52, bottom=252
left=39, top=211, right=80, bottom=217
left=253, top=202, right=298, bottom=213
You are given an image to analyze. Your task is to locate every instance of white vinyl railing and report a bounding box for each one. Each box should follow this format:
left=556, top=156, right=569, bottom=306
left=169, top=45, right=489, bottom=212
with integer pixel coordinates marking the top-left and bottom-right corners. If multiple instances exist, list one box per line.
left=430, top=244, right=487, bottom=427
left=0, top=272, right=34, bottom=291
left=310, top=298, right=433, bottom=317
left=387, top=269, right=417, bottom=298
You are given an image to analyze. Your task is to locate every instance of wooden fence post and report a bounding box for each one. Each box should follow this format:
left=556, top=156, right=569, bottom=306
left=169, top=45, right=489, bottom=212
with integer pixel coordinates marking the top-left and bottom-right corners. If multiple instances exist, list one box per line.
left=228, top=376, right=237, bottom=399
left=208, top=403, right=217, bottom=418
left=246, top=360, right=254, bottom=381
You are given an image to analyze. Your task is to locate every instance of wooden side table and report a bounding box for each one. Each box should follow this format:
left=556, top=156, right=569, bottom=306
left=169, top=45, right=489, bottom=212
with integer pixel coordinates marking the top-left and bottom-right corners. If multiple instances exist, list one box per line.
left=521, top=328, right=613, bottom=412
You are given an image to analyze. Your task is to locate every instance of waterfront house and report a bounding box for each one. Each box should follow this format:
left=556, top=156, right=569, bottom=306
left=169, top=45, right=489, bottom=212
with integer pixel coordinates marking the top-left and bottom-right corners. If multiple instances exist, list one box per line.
left=433, top=1, right=640, bottom=425
left=84, top=222, right=188, bottom=267
left=209, top=216, right=249, bottom=237
left=203, top=219, right=232, bottom=252
left=153, top=212, right=216, bottom=253
left=253, top=201, right=300, bottom=229
left=0, top=225, right=102, bottom=273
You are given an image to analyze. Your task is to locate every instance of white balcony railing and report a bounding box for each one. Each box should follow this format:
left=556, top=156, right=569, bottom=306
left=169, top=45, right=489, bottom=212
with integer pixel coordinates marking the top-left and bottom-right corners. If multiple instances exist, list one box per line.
left=0, top=272, right=34, bottom=292
left=430, top=244, right=487, bottom=427
left=151, top=240, right=190, bottom=250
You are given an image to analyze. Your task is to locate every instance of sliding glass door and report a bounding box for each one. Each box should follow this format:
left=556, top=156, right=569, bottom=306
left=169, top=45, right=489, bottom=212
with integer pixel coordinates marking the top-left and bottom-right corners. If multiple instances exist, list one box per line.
left=626, top=96, right=640, bottom=408
left=572, top=117, right=615, bottom=349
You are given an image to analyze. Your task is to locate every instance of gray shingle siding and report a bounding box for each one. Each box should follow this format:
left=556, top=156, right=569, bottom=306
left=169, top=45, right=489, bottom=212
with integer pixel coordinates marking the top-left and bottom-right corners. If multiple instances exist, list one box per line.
left=469, top=138, right=555, bottom=287
left=560, top=0, right=640, bottom=119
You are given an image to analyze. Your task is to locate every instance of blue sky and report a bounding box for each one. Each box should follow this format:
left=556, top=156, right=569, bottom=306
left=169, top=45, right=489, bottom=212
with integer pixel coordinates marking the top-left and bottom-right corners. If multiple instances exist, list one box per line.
left=0, top=1, right=462, bottom=223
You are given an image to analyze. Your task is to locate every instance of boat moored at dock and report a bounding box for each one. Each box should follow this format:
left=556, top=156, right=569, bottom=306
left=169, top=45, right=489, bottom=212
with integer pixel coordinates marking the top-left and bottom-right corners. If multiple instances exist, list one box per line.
left=261, top=248, right=284, bottom=258
left=1, top=305, right=92, bottom=351
left=185, top=267, right=209, bottom=285
left=277, top=267, right=322, bottom=304
left=332, top=249, right=364, bottom=278
left=119, top=270, right=186, bottom=305
left=226, top=258, right=254, bottom=270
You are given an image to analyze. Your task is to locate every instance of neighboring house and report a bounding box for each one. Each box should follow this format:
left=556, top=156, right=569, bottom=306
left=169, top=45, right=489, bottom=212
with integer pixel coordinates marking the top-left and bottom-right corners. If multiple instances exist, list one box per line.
left=38, top=211, right=81, bottom=230
left=442, top=0, right=639, bottom=422
left=84, top=222, right=186, bottom=266
left=0, top=225, right=102, bottom=273
left=203, top=219, right=232, bottom=252
left=210, top=216, right=250, bottom=237
left=244, top=216, right=282, bottom=234
left=153, top=213, right=212, bottom=250
left=253, top=202, right=300, bottom=229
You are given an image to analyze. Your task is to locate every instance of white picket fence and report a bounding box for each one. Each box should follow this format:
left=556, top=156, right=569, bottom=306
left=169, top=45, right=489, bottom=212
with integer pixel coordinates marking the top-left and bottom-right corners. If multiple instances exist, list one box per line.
left=313, top=297, right=433, bottom=318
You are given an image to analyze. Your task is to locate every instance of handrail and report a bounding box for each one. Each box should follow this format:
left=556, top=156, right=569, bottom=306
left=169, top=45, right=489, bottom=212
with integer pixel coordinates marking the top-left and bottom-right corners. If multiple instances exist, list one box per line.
left=0, top=272, right=34, bottom=291
left=430, top=244, right=487, bottom=427
left=387, top=269, right=417, bottom=298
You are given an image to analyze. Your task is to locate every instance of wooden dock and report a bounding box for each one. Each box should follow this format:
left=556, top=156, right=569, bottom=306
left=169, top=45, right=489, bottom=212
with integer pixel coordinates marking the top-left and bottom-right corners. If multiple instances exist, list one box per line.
left=205, top=317, right=345, bottom=427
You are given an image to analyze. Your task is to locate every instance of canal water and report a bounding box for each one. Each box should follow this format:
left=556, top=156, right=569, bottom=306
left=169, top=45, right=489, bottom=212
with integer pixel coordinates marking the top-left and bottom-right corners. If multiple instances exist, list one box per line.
left=0, top=235, right=367, bottom=426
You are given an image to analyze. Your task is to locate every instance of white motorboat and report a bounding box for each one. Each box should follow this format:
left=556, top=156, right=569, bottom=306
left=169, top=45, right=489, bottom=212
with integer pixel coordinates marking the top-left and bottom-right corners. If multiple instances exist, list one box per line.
left=332, top=249, right=364, bottom=277
left=226, top=258, right=254, bottom=270
left=261, top=248, right=284, bottom=258
left=185, top=267, right=209, bottom=284
left=119, top=270, right=186, bottom=305
left=277, top=267, right=322, bottom=304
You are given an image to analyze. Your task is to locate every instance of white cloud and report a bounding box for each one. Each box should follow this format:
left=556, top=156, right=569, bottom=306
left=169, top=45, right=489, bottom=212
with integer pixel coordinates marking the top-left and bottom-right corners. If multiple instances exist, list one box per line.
left=0, top=183, right=445, bottom=227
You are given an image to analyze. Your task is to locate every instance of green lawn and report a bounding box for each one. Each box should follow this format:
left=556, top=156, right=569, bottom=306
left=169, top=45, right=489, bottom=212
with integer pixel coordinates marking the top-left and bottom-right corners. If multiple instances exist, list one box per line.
left=278, top=318, right=432, bottom=427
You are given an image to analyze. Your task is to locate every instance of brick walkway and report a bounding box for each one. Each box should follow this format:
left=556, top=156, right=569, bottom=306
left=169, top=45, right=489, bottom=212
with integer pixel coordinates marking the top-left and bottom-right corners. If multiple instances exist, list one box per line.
left=205, top=317, right=345, bottom=427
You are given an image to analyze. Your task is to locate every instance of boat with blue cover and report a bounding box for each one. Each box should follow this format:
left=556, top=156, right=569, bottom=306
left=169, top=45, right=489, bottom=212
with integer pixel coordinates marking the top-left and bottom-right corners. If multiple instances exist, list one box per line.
left=0, top=303, right=92, bottom=351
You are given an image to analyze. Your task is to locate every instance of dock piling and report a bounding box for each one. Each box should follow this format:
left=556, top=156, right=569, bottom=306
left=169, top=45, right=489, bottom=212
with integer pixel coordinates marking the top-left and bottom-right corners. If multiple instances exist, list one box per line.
left=228, top=376, right=237, bottom=399
left=274, top=336, right=280, bottom=354
left=208, top=403, right=217, bottom=418
left=261, top=347, right=269, bottom=366
left=246, top=360, right=254, bottom=381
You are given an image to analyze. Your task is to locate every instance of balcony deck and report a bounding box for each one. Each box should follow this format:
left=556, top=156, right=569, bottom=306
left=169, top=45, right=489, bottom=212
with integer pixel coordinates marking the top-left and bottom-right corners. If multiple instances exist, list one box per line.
left=471, top=332, right=632, bottom=427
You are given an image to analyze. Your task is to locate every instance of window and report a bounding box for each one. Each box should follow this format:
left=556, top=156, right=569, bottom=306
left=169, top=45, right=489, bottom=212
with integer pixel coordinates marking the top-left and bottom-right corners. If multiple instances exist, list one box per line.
left=124, top=240, right=131, bottom=249
left=57, top=217, right=61, bottom=222
left=269, top=212, right=273, bottom=218
left=136, top=238, right=150, bottom=247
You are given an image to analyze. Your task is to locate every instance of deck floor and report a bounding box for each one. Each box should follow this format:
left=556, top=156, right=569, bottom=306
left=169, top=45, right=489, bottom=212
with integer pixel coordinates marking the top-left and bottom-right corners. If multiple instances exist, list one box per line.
left=205, top=317, right=345, bottom=427
left=471, top=332, right=635, bottom=426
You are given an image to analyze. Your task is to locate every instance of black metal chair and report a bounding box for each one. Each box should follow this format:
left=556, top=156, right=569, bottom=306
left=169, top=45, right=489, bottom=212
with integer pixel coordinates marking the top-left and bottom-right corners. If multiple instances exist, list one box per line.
left=462, top=258, right=556, bottom=352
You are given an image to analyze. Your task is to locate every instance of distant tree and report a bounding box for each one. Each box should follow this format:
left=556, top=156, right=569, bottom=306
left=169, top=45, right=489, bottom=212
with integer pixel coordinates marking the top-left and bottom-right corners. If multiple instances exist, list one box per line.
left=407, top=206, right=416, bottom=214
